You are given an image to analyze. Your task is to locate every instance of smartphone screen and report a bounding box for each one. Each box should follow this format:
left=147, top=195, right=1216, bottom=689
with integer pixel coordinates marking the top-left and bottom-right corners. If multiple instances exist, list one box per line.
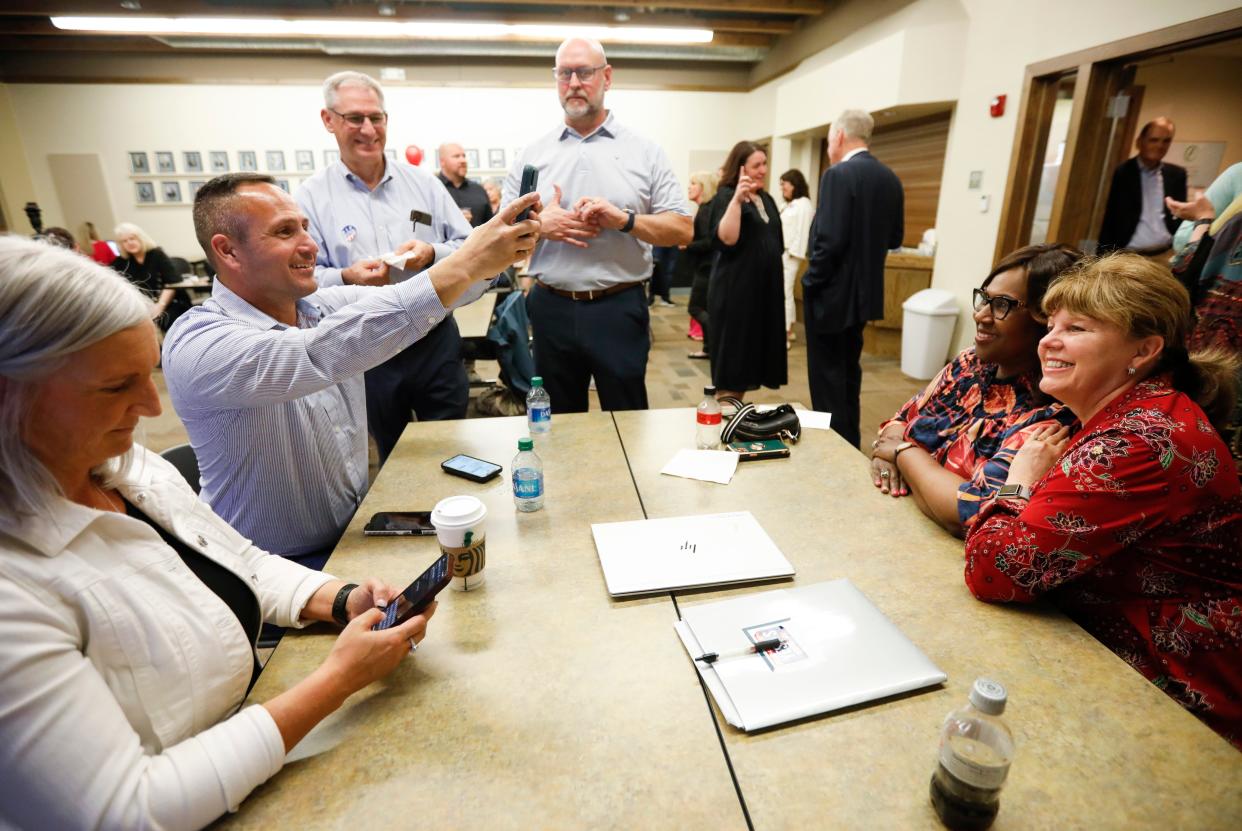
left=442, top=454, right=502, bottom=482
left=516, top=164, right=539, bottom=222
left=364, top=511, right=436, bottom=536
left=373, top=553, right=452, bottom=631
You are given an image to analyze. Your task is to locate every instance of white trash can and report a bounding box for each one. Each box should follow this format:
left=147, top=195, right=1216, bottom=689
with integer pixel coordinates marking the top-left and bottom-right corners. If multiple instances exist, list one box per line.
left=901, top=289, right=959, bottom=380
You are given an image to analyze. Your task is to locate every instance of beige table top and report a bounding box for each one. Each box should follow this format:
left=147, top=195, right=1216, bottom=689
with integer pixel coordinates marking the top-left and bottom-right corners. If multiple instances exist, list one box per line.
left=613, top=408, right=1242, bottom=829
left=221, top=413, right=745, bottom=830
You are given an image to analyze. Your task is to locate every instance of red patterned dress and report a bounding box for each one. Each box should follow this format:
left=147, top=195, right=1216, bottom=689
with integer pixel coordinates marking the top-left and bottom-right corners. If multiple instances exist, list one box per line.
left=965, top=378, right=1242, bottom=748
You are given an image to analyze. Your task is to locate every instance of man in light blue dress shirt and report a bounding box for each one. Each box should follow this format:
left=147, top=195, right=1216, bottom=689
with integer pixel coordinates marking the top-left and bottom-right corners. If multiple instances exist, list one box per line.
left=296, top=71, right=475, bottom=462
left=163, top=173, right=540, bottom=565
left=502, top=38, right=691, bottom=413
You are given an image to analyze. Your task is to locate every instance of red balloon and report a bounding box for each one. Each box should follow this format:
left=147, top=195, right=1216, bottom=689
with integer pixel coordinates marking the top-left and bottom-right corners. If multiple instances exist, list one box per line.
left=404, top=145, right=423, bottom=166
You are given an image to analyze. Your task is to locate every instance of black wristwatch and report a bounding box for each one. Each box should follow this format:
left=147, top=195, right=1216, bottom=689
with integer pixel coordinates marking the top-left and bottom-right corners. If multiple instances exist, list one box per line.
left=332, top=583, right=358, bottom=626
left=996, top=484, right=1032, bottom=501
left=621, top=208, right=636, bottom=233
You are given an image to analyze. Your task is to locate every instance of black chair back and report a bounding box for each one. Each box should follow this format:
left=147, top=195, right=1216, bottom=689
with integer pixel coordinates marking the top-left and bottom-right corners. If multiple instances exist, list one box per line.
left=159, top=443, right=201, bottom=494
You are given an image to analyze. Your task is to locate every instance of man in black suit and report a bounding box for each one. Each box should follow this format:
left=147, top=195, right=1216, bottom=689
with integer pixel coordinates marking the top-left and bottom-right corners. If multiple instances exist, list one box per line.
left=802, top=109, right=904, bottom=449
left=1097, top=117, right=1187, bottom=255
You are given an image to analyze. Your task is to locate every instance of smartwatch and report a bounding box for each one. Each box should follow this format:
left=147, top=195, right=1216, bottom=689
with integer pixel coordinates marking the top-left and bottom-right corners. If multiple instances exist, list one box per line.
left=996, top=483, right=1032, bottom=501
left=332, top=583, right=358, bottom=626
left=621, top=208, right=636, bottom=233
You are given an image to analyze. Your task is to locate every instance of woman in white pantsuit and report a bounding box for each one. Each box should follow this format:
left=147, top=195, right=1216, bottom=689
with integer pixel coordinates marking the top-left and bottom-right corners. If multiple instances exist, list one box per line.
left=779, top=169, right=814, bottom=347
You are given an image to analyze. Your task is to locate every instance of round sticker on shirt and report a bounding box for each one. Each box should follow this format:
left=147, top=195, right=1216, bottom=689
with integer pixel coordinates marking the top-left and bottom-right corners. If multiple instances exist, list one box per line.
left=341, top=224, right=358, bottom=243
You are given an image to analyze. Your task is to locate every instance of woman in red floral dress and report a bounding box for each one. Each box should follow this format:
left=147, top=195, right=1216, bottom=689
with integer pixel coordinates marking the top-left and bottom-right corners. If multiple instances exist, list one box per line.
left=965, top=254, right=1242, bottom=748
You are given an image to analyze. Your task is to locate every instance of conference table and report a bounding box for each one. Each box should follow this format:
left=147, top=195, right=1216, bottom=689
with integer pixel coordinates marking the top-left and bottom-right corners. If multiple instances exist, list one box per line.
left=220, top=410, right=1242, bottom=829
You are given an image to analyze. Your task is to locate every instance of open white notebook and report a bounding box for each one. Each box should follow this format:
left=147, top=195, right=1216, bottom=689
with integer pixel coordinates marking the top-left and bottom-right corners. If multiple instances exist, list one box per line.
left=675, top=579, right=946, bottom=731
left=590, top=511, right=794, bottom=597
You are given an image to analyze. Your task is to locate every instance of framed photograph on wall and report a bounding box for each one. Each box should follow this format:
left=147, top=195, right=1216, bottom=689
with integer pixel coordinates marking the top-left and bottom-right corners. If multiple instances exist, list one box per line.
left=276, top=179, right=291, bottom=193
left=487, top=148, right=505, bottom=170
left=324, top=149, right=339, bottom=166
left=183, top=151, right=203, bottom=173
left=266, top=150, right=286, bottom=172
left=188, top=180, right=207, bottom=200
left=385, top=148, right=397, bottom=163
left=155, top=152, right=175, bottom=174
left=295, top=150, right=315, bottom=172
left=129, top=152, right=150, bottom=174
left=209, top=151, right=229, bottom=173
left=135, top=181, right=156, bottom=203
left=238, top=150, right=258, bottom=172
left=162, top=181, right=183, bottom=203
left=465, top=148, right=479, bottom=170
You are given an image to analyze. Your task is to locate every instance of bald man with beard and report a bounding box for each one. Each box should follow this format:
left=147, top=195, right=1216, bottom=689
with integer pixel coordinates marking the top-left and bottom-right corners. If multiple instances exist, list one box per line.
left=438, top=143, right=493, bottom=228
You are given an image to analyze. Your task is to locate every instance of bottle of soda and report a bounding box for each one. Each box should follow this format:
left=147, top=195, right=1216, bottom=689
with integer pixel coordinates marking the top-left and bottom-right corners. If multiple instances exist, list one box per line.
left=930, top=678, right=1015, bottom=830
left=512, top=437, right=544, bottom=512
left=696, top=385, right=722, bottom=449
left=527, top=376, right=551, bottom=439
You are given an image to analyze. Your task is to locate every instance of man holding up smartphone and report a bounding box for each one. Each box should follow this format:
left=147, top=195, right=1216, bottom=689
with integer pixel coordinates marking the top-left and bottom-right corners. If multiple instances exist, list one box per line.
left=502, top=37, right=692, bottom=413
left=163, top=173, right=539, bottom=568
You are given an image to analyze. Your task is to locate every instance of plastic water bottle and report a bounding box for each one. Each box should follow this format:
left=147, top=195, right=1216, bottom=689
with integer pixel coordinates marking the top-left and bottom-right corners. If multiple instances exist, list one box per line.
left=930, top=678, right=1015, bottom=831
left=512, top=438, right=544, bottom=512
left=696, top=385, right=722, bottom=449
left=527, top=376, right=551, bottom=438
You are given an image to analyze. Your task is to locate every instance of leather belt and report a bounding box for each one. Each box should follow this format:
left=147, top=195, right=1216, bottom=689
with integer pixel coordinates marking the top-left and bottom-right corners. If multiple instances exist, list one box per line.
left=536, top=279, right=641, bottom=301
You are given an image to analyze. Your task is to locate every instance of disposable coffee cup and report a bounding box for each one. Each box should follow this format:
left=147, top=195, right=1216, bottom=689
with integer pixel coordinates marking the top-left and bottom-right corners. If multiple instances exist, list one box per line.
left=431, top=495, right=488, bottom=591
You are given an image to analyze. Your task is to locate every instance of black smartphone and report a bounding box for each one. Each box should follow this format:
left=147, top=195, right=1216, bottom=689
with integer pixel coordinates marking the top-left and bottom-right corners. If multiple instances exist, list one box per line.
left=364, top=510, right=436, bottom=536
left=373, top=552, right=452, bottom=631
left=515, top=164, right=539, bottom=222
left=442, top=454, right=503, bottom=483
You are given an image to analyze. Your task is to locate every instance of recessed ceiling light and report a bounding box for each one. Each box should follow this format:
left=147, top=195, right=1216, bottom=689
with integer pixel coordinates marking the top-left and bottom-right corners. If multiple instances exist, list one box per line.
left=120, top=0, right=142, bottom=9
left=377, top=2, right=396, bottom=16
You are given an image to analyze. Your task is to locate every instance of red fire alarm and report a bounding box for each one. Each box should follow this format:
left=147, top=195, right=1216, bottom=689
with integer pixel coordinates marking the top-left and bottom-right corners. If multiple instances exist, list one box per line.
left=990, top=94, right=1006, bottom=118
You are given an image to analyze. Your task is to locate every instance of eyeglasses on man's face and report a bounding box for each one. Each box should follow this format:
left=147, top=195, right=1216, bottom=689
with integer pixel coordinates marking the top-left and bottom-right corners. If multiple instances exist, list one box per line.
left=330, top=109, right=388, bottom=128
left=972, top=287, right=1028, bottom=320
left=553, top=64, right=607, bottom=84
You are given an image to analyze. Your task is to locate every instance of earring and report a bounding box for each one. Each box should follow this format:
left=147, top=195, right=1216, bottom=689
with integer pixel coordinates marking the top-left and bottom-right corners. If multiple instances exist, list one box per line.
left=1127, top=367, right=1136, bottom=376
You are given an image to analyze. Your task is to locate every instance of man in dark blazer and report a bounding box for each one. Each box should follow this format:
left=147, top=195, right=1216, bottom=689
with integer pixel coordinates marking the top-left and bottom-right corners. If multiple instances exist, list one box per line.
left=1097, top=117, right=1187, bottom=254
left=802, top=109, right=904, bottom=449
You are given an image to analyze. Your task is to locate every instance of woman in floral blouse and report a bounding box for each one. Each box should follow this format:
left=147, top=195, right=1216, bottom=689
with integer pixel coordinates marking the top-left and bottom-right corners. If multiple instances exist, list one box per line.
left=965, top=254, right=1242, bottom=748
left=871, top=243, right=1082, bottom=536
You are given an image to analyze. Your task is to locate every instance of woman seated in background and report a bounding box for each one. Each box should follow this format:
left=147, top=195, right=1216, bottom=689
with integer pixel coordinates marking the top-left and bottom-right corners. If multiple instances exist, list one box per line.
left=707, top=141, right=787, bottom=401
left=110, top=221, right=188, bottom=330
left=964, top=254, right=1241, bottom=748
left=0, top=237, right=434, bottom=828
left=682, top=170, right=718, bottom=360
left=778, top=169, right=814, bottom=348
left=871, top=243, right=1082, bottom=536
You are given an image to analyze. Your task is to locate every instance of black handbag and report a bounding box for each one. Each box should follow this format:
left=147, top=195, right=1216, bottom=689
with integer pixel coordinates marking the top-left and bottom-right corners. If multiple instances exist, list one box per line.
left=718, top=397, right=802, bottom=444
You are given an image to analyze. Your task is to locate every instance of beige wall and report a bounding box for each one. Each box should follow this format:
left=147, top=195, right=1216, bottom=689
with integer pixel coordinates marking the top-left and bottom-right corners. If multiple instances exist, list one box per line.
left=0, top=85, right=38, bottom=234
left=1132, top=54, right=1242, bottom=178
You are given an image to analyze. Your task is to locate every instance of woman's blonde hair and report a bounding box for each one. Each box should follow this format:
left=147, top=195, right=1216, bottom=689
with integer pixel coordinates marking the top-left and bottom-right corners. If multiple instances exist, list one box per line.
left=1043, top=252, right=1238, bottom=428
left=113, top=221, right=157, bottom=257
left=689, top=170, right=718, bottom=203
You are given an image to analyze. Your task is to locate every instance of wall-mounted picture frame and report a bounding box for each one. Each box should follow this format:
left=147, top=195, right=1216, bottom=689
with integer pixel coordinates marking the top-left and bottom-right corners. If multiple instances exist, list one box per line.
left=324, top=149, right=339, bottom=166
left=276, top=179, right=291, bottom=193
left=465, top=148, right=479, bottom=169
left=188, top=180, right=207, bottom=200
left=487, top=148, right=505, bottom=170
left=266, top=150, right=286, bottom=172
left=183, top=151, right=203, bottom=174
left=162, top=181, right=183, bottom=203
left=295, top=150, right=315, bottom=172
left=155, top=151, right=175, bottom=174
left=129, top=152, right=150, bottom=174
left=385, top=148, right=397, bottom=163
left=135, top=181, right=156, bottom=203
left=238, top=150, right=258, bottom=172
left=209, top=151, right=229, bottom=173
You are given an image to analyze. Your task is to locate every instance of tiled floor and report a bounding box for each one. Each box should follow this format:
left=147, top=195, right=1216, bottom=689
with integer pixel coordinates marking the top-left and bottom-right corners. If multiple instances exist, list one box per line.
left=141, top=293, right=925, bottom=460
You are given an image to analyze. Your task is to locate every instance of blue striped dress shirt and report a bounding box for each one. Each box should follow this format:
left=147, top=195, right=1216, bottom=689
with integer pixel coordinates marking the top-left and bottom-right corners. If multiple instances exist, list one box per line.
left=162, top=277, right=483, bottom=557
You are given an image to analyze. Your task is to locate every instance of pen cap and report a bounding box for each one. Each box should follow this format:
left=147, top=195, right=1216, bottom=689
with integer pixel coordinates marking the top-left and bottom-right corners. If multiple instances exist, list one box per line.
left=969, top=678, right=1007, bottom=715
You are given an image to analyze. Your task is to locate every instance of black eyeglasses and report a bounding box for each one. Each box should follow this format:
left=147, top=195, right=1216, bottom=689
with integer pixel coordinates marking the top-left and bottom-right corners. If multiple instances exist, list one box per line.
left=553, top=64, right=607, bottom=83
left=972, top=288, right=1028, bottom=320
left=329, top=108, right=388, bottom=128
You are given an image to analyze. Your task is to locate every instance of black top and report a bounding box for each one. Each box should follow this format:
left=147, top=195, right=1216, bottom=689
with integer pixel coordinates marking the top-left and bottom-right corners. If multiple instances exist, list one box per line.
left=110, top=247, right=178, bottom=300
left=123, top=499, right=262, bottom=692
left=437, top=173, right=494, bottom=227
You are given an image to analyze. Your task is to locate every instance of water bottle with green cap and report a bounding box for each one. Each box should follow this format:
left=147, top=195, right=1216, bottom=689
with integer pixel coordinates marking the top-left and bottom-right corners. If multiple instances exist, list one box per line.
left=512, top=437, right=544, bottom=512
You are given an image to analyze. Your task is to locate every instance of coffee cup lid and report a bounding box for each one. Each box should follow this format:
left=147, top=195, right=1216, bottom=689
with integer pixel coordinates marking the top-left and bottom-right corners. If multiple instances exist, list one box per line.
left=432, top=494, right=487, bottom=528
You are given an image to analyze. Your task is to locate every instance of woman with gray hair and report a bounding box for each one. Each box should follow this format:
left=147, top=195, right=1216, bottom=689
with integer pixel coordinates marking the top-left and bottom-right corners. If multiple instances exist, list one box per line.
left=0, top=236, right=436, bottom=828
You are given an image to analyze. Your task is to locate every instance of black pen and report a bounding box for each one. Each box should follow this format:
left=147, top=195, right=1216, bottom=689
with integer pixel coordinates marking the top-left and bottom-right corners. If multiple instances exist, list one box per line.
left=694, top=638, right=783, bottom=665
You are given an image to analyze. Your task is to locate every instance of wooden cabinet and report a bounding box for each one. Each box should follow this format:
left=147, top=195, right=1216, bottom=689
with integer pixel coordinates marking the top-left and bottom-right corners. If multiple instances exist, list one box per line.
left=862, top=252, right=934, bottom=358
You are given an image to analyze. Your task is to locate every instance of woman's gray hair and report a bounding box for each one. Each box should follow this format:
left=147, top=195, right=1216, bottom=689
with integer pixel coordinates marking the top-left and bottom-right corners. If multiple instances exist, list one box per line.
left=830, top=109, right=875, bottom=143
left=0, top=235, right=152, bottom=516
left=114, top=221, right=158, bottom=257
left=322, top=70, right=385, bottom=110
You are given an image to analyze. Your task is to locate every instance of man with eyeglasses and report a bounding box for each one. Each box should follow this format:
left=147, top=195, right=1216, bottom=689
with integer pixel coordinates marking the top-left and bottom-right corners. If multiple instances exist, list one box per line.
left=502, top=37, right=692, bottom=413
left=296, top=70, right=476, bottom=463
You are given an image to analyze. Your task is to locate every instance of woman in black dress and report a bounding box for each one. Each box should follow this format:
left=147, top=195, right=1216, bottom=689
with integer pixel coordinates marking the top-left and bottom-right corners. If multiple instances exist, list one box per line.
left=681, top=170, right=718, bottom=360
left=110, top=222, right=188, bottom=331
left=707, top=142, right=787, bottom=399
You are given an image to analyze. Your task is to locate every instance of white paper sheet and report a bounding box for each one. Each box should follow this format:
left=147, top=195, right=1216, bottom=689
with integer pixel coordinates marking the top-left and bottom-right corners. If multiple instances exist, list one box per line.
left=590, top=511, right=794, bottom=596
left=792, top=407, right=833, bottom=431
left=659, top=448, right=739, bottom=485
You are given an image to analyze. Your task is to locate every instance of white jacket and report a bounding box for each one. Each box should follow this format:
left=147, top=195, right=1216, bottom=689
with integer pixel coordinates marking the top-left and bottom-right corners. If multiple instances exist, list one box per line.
left=0, top=447, right=335, bottom=830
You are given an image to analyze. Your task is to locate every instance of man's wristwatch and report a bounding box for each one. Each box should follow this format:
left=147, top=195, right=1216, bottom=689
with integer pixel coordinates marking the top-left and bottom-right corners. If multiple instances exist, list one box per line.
left=891, top=441, right=916, bottom=463
left=996, top=483, right=1032, bottom=501
left=331, top=583, right=359, bottom=626
left=621, top=208, right=636, bottom=233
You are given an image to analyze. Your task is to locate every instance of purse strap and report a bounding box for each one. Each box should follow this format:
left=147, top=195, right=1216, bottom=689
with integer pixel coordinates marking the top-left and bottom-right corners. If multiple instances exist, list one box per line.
left=719, top=397, right=756, bottom=444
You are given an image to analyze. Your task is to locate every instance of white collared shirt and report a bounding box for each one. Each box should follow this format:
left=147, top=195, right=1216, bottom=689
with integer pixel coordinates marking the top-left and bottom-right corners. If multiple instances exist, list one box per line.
left=1126, top=160, right=1173, bottom=250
